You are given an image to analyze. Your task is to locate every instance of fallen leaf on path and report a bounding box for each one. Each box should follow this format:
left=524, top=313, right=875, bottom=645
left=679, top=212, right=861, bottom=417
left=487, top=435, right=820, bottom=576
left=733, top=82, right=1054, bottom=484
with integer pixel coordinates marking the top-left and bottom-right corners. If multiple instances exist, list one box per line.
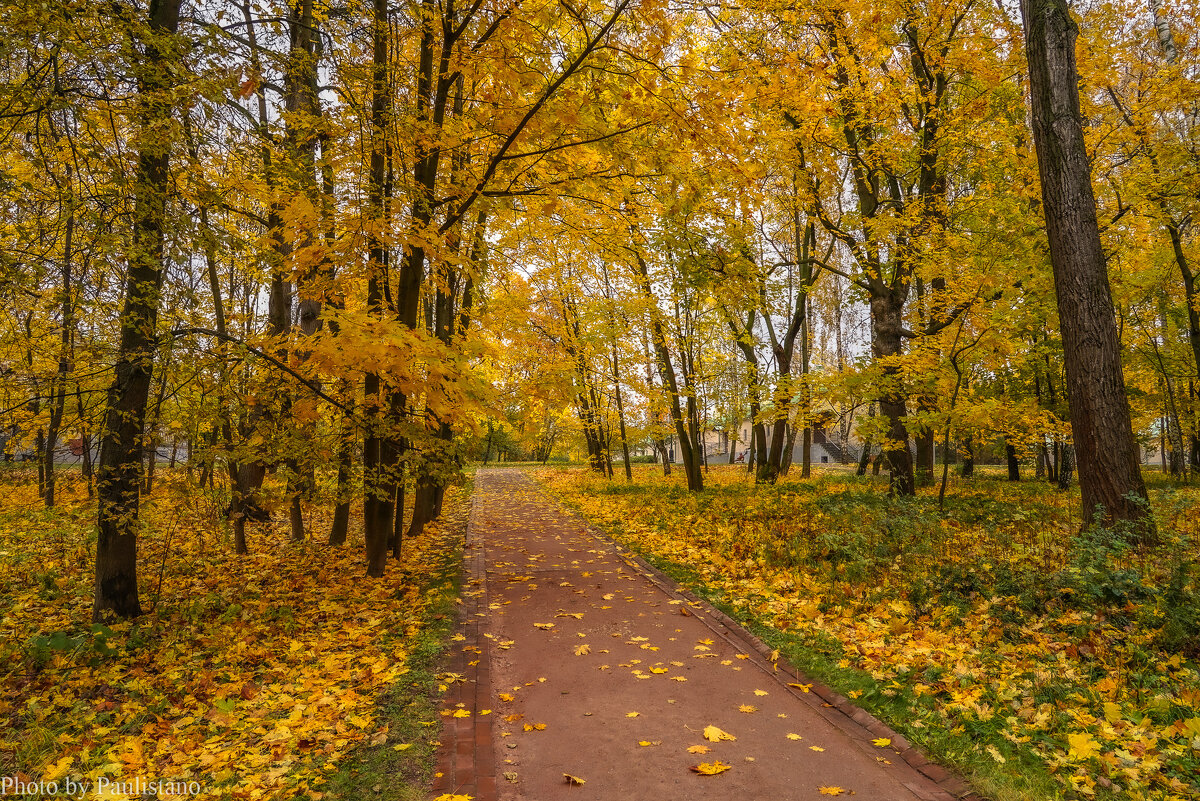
left=498, top=693, right=515, bottom=702
left=739, top=704, right=757, bottom=713
left=638, top=740, right=662, bottom=747
left=703, top=725, right=736, bottom=742
left=690, top=761, right=732, bottom=776
left=626, top=711, right=639, bottom=717
left=787, top=733, right=802, bottom=740
left=533, top=623, right=555, bottom=630
left=563, top=773, right=586, bottom=786
left=810, top=746, right=825, bottom=752
left=754, top=689, right=769, bottom=696
left=871, top=737, right=891, bottom=747
left=574, top=644, right=591, bottom=656
left=818, top=786, right=848, bottom=796
left=523, top=723, right=547, bottom=731
left=687, top=745, right=711, bottom=754
left=789, top=683, right=812, bottom=692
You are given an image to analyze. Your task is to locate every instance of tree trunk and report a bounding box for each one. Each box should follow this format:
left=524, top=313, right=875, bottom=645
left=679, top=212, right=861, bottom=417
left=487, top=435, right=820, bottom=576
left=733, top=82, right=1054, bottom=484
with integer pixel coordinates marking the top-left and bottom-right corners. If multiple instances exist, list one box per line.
left=1006, top=441, right=1020, bottom=481
left=94, top=0, right=182, bottom=622
left=1058, top=443, right=1074, bottom=490
left=1022, top=0, right=1155, bottom=540
left=870, top=289, right=916, bottom=496
left=363, top=0, right=395, bottom=577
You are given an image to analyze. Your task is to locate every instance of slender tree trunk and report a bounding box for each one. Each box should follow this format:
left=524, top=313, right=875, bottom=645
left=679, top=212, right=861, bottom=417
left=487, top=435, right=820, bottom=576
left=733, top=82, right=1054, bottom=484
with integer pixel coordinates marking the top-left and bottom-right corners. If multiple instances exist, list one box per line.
left=1006, top=441, right=1020, bottom=481
left=1022, top=0, right=1155, bottom=540
left=94, top=0, right=182, bottom=622
left=328, top=410, right=354, bottom=545
left=1058, top=443, right=1075, bottom=490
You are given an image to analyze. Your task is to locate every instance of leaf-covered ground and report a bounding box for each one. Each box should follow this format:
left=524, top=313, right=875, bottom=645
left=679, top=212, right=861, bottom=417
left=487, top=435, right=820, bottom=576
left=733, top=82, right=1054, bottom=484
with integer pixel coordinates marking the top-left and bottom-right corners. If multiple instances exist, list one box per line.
left=0, top=469, right=463, bottom=800
left=536, top=465, right=1200, bottom=801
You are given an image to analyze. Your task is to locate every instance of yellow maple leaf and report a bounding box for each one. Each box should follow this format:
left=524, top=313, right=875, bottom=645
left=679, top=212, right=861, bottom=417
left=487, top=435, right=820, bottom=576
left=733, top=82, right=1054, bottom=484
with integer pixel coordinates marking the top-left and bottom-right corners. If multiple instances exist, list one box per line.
left=754, top=689, right=768, bottom=696
left=452, top=709, right=471, bottom=718
left=563, top=773, right=585, bottom=786
left=687, top=744, right=711, bottom=754
left=626, top=712, right=639, bottom=718
left=498, top=693, right=514, bottom=702
left=818, top=786, right=847, bottom=796
left=739, top=704, right=757, bottom=713
left=703, top=725, right=736, bottom=742
left=638, top=740, right=662, bottom=747
left=690, top=761, right=732, bottom=775
left=533, top=623, right=554, bottom=630
left=650, top=666, right=668, bottom=674
left=574, top=644, right=591, bottom=656
left=787, top=733, right=802, bottom=740
left=810, top=746, right=825, bottom=752
left=871, top=737, right=891, bottom=747
left=1067, top=732, right=1100, bottom=760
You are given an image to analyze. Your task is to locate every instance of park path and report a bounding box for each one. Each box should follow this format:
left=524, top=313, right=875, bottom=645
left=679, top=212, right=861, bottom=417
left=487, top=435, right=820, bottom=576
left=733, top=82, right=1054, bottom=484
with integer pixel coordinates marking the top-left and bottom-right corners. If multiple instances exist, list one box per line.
left=432, top=469, right=980, bottom=801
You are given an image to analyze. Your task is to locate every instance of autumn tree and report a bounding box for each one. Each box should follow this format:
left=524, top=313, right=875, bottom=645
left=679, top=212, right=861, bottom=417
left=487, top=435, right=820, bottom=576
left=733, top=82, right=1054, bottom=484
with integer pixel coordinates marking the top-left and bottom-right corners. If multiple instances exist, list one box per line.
left=1020, top=0, right=1155, bottom=539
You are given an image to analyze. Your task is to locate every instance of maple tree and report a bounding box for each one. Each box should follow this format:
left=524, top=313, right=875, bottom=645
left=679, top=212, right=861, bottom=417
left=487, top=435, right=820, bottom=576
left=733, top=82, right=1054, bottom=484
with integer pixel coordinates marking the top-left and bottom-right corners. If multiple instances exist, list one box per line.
left=1, top=0, right=1200, bottom=794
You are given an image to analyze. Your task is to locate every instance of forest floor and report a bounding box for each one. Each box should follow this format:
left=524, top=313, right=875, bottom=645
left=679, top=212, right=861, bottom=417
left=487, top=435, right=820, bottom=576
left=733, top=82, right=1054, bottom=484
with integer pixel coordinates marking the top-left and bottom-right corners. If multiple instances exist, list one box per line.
left=433, top=468, right=971, bottom=801
left=533, top=463, right=1200, bottom=801
left=0, top=468, right=468, bottom=801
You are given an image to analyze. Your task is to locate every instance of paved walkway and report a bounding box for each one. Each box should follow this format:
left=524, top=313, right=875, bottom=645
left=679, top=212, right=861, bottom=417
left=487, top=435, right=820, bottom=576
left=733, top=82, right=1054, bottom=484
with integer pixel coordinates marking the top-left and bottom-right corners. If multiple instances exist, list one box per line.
left=432, top=469, right=981, bottom=801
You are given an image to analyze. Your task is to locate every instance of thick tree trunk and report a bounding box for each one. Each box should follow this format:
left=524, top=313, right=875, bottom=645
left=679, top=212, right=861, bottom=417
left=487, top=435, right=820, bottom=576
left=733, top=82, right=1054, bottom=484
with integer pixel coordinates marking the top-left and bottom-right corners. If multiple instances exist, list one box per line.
left=94, top=0, right=182, bottom=622
left=1022, top=0, right=1155, bottom=541
left=870, top=290, right=916, bottom=496
left=1006, top=441, right=1021, bottom=481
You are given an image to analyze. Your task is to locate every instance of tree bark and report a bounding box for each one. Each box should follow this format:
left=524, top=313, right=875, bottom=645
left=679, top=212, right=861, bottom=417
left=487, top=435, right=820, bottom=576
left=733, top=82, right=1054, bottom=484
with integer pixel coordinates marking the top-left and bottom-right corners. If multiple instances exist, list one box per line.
left=94, top=0, right=182, bottom=622
left=1022, top=0, right=1154, bottom=541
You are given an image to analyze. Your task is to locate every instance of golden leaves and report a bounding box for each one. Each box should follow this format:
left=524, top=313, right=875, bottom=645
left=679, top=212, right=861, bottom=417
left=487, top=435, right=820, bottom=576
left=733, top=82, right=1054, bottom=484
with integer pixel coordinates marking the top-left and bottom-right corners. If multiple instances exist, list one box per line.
left=870, top=738, right=891, bottom=747
left=786, top=733, right=802, bottom=740
left=533, top=622, right=555, bottom=630
left=690, top=761, right=732, bottom=775
left=522, top=722, right=548, bottom=731
left=1067, top=732, right=1100, bottom=760
left=687, top=744, right=712, bottom=754
left=574, top=644, right=591, bottom=656
left=818, top=786, right=848, bottom=796
left=703, top=725, right=736, bottom=742
left=563, top=774, right=586, bottom=786
left=738, top=704, right=757, bottom=714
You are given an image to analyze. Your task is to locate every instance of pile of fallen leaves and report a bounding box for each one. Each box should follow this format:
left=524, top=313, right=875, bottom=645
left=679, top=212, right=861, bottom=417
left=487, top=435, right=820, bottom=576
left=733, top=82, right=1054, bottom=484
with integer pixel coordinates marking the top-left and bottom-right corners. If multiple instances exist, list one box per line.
left=537, top=465, right=1200, bottom=801
left=0, top=469, right=461, bottom=799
